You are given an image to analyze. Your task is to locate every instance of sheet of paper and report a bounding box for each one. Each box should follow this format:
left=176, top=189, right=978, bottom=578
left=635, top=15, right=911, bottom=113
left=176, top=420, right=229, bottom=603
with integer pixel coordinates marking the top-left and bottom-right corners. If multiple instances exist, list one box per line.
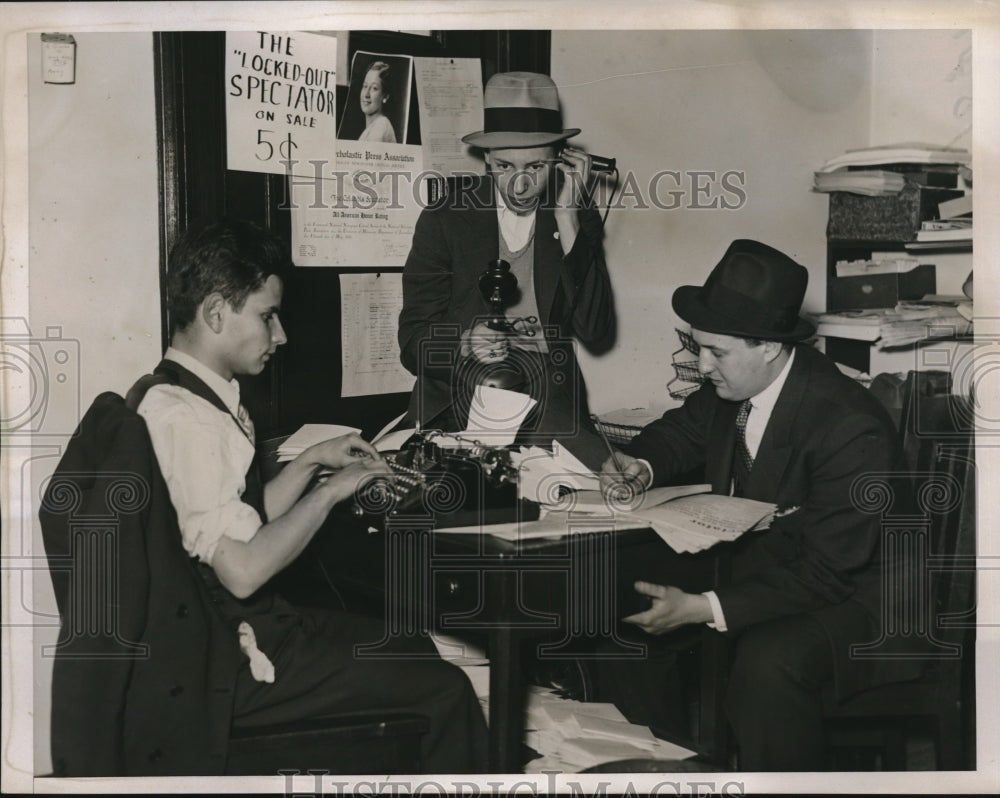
left=291, top=143, right=426, bottom=267
left=225, top=31, right=338, bottom=177
left=551, top=440, right=596, bottom=477
left=461, top=385, right=537, bottom=445
left=434, top=511, right=649, bottom=540
left=413, top=56, right=485, bottom=176
left=570, top=714, right=658, bottom=748
left=517, top=449, right=599, bottom=505
left=277, top=423, right=361, bottom=460
left=371, top=410, right=408, bottom=444
left=374, top=428, right=416, bottom=453
left=626, top=493, right=775, bottom=553
left=338, top=273, right=416, bottom=397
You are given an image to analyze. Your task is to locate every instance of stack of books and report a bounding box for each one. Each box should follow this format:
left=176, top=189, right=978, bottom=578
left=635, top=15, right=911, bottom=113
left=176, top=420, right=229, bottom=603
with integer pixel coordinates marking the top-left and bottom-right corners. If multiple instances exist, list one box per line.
left=905, top=192, right=973, bottom=251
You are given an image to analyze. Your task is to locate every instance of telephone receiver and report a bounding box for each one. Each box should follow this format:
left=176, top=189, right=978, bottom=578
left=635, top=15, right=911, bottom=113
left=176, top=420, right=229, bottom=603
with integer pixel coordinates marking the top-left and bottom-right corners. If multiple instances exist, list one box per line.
left=589, top=154, right=617, bottom=174
left=559, top=151, right=616, bottom=174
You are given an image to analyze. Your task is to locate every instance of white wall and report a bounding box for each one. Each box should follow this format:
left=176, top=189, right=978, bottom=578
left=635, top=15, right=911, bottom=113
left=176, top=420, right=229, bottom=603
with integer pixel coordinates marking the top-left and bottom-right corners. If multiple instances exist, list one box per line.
left=552, top=29, right=973, bottom=414
left=870, top=29, right=972, bottom=151
left=26, top=32, right=161, bottom=774
left=869, top=29, right=974, bottom=298
left=552, top=30, right=873, bottom=413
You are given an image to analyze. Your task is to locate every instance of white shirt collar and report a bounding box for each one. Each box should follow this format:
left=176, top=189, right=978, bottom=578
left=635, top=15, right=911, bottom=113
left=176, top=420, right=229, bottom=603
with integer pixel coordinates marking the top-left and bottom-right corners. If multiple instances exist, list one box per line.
left=495, top=188, right=536, bottom=251
left=163, top=347, right=243, bottom=416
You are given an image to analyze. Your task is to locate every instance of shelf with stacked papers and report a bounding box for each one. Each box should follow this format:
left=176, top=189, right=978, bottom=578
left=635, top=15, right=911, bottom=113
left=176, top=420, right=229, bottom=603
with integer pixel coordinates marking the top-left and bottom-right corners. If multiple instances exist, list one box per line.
left=811, top=301, right=972, bottom=350
left=817, top=143, right=971, bottom=173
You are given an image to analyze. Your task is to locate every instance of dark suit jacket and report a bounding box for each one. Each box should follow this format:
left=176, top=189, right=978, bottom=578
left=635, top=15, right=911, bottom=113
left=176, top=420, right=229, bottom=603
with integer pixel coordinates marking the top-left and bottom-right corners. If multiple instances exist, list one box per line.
left=40, top=390, right=240, bottom=776
left=626, top=344, right=917, bottom=697
left=398, top=175, right=614, bottom=458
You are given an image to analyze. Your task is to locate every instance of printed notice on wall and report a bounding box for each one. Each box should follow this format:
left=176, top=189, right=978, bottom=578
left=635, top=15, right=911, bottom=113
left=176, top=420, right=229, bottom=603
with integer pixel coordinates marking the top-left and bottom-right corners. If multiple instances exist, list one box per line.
left=413, top=57, right=485, bottom=176
left=340, top=273, right=415, bottom=397
left=290, top=142, right=427, bottom=267
left=226, top=31, right=338, bottom=176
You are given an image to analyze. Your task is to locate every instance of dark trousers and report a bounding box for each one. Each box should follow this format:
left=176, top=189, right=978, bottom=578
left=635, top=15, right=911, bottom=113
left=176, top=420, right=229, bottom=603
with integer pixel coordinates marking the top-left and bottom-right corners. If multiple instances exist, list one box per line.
left=725, top=614, right=834, bottom=771
left=230, top=606, right=488, bottom=774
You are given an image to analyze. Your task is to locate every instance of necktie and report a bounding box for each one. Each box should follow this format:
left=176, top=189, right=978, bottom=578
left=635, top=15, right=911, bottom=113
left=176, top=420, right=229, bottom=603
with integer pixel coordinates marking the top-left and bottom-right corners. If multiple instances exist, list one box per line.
left=235, top=403, right=255, bottom=444
left=735, top=399, right=754, bottom=472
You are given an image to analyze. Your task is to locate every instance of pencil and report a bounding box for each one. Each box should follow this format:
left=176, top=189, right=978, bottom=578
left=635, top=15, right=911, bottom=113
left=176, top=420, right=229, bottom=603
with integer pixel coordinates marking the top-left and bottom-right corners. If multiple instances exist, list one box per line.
left=594, top=422, right=625, bottom=475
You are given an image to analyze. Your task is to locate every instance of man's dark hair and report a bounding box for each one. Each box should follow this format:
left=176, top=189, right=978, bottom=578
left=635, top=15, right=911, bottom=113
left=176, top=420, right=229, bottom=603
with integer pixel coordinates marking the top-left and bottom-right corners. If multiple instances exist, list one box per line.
left=166, top=218, right=290, bottom=334
left=743, top=336, right=794, bottom=355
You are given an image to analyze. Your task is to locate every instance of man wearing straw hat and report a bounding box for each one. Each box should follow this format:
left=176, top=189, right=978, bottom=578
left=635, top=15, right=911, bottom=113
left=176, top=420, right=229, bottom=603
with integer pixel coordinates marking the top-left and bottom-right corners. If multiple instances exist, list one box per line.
left=398, top=71, right=613, bottom=467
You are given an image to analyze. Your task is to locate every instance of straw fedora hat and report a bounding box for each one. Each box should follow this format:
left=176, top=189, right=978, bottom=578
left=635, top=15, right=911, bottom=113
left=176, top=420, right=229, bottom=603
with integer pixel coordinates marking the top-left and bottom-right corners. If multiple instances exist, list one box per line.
left=462, top=72, right=580, bottom=149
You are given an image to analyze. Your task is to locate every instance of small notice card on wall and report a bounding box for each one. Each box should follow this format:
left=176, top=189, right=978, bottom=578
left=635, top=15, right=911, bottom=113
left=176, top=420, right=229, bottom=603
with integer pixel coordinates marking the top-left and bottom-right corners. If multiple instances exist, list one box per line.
left=340, top=273, right=415, bottom=397
left=225, top=31, right=338, bottom=176
left=290, top=142, right=426, bottom=267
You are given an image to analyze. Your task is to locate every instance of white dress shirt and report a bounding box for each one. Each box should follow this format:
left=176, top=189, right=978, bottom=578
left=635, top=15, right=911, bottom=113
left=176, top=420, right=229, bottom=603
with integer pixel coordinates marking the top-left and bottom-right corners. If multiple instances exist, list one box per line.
left=137, top=347, right=263, bottom=566
left=495, top=189, right=537, bottom=251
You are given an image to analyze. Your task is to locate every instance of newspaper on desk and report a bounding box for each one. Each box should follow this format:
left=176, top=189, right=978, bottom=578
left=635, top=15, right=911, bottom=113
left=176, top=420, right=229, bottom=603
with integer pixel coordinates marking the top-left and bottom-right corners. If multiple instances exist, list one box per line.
left=437, top=445, right=776, bottom=552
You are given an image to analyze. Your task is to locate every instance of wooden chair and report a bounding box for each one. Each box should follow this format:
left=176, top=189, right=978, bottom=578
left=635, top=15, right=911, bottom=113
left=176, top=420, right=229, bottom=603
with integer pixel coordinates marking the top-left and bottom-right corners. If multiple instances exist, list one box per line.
left=823, top=370, right=976, bottom=770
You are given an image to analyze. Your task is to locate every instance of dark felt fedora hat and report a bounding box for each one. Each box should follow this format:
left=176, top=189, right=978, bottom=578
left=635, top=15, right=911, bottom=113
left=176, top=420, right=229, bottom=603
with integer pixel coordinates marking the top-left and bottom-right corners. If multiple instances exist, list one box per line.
left=462, top=72, right=580, bottom=149
left=672, top=239, right=816, bottom=341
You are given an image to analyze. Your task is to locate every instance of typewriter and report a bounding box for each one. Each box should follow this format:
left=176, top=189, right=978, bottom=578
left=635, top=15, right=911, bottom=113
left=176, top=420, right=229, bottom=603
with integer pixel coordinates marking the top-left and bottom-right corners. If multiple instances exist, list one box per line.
left=353, top=431, right=540, bottom=530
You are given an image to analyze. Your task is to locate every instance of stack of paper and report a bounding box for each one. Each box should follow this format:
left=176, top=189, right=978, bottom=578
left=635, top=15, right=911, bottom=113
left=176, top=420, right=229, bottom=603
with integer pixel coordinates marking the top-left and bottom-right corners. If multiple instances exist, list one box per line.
left=626, top=493, right=775, bottom=553
left=513, top=440, right=601, bottom=504
left=523, top=686, right=697, bottom=772
left=817, top=143, right=971, bottom=173
left=813, top=169, right=906, bottom=196
left=276, top=423, right=361, bottom=461
left=537, top=484, right=774, bottom=555
left=812, top=302, right=973, bottom=348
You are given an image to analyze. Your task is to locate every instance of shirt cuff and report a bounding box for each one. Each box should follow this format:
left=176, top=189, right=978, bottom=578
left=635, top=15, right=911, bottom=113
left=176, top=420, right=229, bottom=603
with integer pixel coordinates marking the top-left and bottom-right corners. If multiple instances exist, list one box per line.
left=636, top=458, right=654, bottom=486
left=189, top=502, right=263, bottom=565
left=703, top=590, right=728, bottom=632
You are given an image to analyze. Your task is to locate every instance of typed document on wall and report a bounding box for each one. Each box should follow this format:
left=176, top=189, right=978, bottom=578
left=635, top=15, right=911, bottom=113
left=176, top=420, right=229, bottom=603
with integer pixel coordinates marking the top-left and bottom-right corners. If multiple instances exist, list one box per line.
left=340, top=272, right=415, bottom=397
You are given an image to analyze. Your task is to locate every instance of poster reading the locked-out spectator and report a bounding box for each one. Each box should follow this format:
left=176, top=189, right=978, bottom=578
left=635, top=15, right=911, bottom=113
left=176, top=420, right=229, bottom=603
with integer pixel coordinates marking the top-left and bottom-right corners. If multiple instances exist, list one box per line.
left=225, top=31, right=337, bottom=176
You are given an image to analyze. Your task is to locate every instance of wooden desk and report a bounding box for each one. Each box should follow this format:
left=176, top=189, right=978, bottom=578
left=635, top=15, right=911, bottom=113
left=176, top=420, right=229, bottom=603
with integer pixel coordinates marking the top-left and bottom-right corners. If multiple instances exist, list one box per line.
left=284, top=513, right=717, bottom=772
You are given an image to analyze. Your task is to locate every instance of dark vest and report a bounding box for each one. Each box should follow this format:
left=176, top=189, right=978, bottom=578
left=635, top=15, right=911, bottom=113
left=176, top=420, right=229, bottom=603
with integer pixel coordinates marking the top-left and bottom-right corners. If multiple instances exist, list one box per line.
left=128, top=359, right=277, bottom=621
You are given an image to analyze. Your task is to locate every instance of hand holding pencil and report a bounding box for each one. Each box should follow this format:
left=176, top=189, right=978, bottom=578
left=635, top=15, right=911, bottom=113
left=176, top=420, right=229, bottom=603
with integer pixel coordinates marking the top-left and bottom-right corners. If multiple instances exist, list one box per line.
left=597, top=451, right=653, bottom=494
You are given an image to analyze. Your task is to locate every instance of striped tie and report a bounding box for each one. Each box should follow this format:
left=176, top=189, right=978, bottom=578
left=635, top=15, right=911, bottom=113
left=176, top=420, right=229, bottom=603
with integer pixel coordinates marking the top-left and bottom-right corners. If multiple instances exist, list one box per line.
left=235, top=403, right=255, bottom=444
left=735, top=399, right=754, bottom=473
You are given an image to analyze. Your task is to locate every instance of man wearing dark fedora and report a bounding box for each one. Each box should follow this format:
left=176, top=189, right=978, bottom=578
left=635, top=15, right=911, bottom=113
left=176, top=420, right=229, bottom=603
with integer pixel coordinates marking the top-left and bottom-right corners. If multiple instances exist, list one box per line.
left=398, top=71, right=613, bottom=466
left=601, top=239, right=905, bottom=770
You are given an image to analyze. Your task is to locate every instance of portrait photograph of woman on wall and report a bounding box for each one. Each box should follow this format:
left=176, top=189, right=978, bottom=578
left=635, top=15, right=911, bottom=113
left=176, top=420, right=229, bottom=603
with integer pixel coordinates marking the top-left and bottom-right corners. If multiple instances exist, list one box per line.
left=337, top=51, right=413, bottom=143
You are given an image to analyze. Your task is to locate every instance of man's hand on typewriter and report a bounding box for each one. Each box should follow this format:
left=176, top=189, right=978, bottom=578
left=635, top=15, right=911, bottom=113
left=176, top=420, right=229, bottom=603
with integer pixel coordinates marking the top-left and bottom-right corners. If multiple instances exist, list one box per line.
left=316, top=457, right=392, bottom=506
left=461, top=321, right=510, bottom=363
left=303, top=432, right=381, bottom=471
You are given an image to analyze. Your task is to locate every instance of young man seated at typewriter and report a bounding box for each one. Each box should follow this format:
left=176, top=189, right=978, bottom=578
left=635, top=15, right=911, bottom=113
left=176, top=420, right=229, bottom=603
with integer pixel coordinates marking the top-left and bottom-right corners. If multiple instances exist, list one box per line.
left=137, top=217, right=488, bottom=773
